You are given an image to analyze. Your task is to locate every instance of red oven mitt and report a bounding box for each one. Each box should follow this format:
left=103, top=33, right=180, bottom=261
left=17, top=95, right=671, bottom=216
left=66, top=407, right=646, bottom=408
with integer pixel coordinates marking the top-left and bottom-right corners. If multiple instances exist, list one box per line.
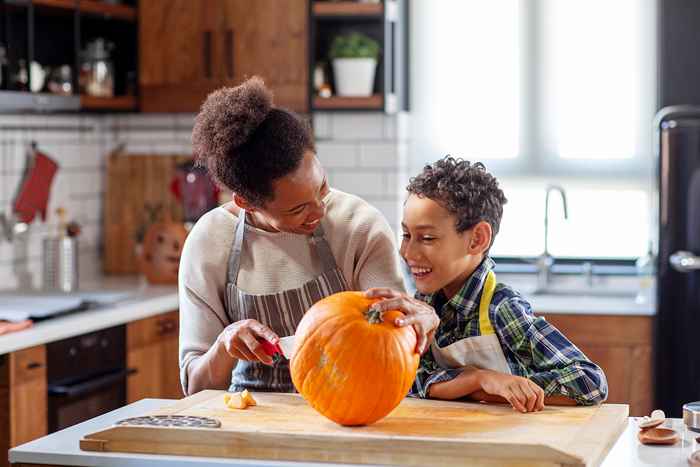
left=13, top=149, right=59, bottom=223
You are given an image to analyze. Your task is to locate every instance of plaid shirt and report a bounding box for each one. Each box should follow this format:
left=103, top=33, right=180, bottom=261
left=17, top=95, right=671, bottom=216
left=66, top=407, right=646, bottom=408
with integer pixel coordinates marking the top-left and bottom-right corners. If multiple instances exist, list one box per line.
left=410, top=257, right=608, bottom=405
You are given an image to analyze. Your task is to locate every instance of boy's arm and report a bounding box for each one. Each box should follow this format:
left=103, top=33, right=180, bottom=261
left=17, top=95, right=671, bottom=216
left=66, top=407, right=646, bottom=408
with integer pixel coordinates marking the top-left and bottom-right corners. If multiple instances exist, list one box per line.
left=410, top=349, right=463, bottom=398
left=494, top=296, right=609, bottom=405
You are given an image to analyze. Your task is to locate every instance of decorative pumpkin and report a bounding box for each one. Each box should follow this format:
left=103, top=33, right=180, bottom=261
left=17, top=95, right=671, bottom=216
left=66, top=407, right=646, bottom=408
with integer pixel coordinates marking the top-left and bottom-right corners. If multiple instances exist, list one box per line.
left=290, top=291, right=419, bottom=426
left=139, top=221, right=188, bottom=284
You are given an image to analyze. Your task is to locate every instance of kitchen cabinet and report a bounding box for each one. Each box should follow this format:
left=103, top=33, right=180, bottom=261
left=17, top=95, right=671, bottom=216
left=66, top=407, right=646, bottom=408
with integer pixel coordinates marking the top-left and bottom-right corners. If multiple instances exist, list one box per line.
left=126, top=310, right=182, bottom=403
left=139, top=0, right=309, bottom=113
left=540, top=314, right=653, bottom=417
left=0, top=345, right=47, bottom=467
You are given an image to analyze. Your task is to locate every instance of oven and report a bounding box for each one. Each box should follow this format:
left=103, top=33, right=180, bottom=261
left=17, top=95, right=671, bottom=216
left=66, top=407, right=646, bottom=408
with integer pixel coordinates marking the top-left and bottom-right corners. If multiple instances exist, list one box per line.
left=46, top=325, right=131, bottom=432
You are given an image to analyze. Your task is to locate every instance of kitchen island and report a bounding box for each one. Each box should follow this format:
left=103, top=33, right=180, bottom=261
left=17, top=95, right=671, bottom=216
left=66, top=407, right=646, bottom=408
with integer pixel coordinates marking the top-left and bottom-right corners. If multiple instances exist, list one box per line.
left=9, top=397, right=693, bottom=467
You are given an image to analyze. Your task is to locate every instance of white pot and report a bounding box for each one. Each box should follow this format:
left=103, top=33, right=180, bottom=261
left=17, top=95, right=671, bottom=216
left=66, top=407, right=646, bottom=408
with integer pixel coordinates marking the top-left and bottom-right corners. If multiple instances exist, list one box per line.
left=332, top=58, right=377, bottom=97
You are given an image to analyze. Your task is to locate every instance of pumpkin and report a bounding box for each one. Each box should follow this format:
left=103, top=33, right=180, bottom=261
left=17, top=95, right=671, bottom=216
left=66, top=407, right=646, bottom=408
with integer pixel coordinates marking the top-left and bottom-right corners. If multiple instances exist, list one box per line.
left=139, top=221, right=188, bottom=284
left=224, top=390, right=257, bottom=409
left=290, top=291, right=419, bottom=426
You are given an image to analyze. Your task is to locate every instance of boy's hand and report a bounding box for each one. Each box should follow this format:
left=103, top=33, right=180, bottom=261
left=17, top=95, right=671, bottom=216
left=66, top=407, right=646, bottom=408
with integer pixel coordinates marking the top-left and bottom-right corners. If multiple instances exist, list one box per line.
left=477, top=369, right=545, bottom=413
left=364, top=288, right=439, bottom=354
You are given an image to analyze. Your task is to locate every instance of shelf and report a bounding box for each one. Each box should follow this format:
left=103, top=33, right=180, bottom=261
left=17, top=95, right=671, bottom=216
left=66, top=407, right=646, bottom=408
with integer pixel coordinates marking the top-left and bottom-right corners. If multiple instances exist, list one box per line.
left=80, top=95, right=138, bottom=111
left=313, top=2, right=383, bottom=17
left=31, top=0, right=136, bottom=21
left=313, top=94, right=383, bottom=110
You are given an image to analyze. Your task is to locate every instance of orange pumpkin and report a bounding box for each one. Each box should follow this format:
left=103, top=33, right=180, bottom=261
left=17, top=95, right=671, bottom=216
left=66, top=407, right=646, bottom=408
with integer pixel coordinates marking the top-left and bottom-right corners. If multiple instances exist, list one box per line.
left=139, top=221, right=188, bottom=284
left=290, top=291, right=419, bottom=426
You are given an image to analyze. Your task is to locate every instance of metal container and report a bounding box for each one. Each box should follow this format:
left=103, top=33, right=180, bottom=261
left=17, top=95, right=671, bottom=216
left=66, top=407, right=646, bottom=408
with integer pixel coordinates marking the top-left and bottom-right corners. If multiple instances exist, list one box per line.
left=42, top=237, right=78, bottom=292
left=684, top=401, right=700, bottom=433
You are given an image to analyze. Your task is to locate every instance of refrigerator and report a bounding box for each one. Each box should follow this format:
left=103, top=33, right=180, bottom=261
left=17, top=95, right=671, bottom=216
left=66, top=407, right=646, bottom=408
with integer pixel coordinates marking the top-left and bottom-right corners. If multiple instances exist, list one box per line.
left=656, top=105, right=700, bottom=416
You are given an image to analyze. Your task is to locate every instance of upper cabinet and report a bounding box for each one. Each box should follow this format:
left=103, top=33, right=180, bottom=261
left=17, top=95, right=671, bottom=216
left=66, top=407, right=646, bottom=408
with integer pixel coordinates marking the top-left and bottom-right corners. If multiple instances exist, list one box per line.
left=139, top=0, right=309, bottom=113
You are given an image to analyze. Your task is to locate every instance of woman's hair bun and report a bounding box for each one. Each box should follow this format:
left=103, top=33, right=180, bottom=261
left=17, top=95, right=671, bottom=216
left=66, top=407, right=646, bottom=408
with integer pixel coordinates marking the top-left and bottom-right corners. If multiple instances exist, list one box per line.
left=192, top=76, right=272, bottom=161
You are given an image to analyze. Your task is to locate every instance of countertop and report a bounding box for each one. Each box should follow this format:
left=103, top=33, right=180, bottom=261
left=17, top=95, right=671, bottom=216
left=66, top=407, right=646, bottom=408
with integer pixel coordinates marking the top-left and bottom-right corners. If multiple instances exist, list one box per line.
left=9, top=398, right=695, bottom=467
left=0, top=276, right=178, bottom=355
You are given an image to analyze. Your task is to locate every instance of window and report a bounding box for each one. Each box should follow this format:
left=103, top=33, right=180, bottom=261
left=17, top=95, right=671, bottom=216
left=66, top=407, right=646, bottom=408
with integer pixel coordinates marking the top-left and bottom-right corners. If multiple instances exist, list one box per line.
left=410, top=0, right=657, bottom=260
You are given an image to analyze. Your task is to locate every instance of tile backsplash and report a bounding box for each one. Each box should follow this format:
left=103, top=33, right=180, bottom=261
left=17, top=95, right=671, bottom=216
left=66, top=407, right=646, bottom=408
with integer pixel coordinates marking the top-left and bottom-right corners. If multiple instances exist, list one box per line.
left=0, top=112, right=408, bottom=289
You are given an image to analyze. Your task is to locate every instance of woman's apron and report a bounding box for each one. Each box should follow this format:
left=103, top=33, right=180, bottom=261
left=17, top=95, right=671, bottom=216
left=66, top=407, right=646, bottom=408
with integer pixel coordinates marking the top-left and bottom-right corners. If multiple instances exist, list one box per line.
left=430, top=271, right=512, bottom=374
left=225, top=210, right=348, bottom=392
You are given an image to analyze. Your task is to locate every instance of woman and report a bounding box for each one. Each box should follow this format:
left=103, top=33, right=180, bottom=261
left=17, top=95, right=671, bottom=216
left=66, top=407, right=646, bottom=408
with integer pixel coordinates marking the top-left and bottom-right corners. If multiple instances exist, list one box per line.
left=179, top=77, right=437, bottom=395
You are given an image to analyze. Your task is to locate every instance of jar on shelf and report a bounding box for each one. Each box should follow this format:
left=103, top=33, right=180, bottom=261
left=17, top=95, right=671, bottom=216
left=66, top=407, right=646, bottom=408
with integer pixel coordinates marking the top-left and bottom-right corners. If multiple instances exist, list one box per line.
left=80, top=38, right=115, bottom=98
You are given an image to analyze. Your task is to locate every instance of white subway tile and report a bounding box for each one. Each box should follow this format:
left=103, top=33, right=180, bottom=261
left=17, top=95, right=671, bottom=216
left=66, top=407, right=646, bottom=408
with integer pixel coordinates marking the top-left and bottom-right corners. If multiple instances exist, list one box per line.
left=313, top=113, right=332, bottom=140
left=330, top=170, right=384, bottom=197
left=316, top=142, right=357, bottom=168
left=175, top=113, right=197, bottom=130
left=121, top=114, right=176, bottom=129
left=359, top=143, right=398, bottom=168
left=330, top=113, right=385, bottom=140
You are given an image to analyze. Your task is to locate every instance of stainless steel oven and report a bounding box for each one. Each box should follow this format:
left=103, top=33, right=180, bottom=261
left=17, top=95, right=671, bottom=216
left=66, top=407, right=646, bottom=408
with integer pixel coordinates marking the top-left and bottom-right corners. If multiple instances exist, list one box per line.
left=46, top=325, right=130, bottom=432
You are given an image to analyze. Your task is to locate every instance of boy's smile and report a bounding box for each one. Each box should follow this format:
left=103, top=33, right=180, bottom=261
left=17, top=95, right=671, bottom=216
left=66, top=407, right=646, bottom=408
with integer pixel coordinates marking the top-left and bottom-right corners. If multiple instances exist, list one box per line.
left=401, top=194, right=490, bottom=298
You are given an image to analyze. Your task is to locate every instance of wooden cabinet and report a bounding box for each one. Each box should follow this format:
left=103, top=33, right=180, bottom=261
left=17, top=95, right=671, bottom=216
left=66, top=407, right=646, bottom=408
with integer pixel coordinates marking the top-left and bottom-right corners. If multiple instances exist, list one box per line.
left=540, top=314, right=653, bottom=417
left=126, top=310, right=183, bottom=403
left=0, top=345, right=47, bottom=467
left=139, top=0, right=309, bottom=113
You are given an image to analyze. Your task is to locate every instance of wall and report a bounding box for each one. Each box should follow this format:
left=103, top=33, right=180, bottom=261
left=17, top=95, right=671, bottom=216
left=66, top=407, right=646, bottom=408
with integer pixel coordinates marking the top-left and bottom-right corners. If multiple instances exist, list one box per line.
left=0, top=112, right=408, bottom=289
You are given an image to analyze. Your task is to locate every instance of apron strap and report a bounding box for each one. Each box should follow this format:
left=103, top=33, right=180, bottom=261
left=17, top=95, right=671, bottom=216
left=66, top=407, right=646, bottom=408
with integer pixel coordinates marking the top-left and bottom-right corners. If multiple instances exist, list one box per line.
left=478, top=270, right=497, bottom=336
left=227, top=208, right=248, bottom=283
left=311, top=222, right=340, bottom=273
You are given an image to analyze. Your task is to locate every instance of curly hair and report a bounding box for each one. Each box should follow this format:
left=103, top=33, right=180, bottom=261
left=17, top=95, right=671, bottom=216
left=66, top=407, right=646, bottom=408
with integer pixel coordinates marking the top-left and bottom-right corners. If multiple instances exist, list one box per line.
left=191, top=76, right=315, bottom=207
left=407, top=156, right=507, bottom=241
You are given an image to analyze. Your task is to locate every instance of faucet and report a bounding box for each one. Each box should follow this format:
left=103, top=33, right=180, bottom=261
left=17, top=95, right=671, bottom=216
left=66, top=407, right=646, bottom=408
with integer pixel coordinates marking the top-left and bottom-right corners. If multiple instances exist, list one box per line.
left=536, top=185, right=568, bottom=292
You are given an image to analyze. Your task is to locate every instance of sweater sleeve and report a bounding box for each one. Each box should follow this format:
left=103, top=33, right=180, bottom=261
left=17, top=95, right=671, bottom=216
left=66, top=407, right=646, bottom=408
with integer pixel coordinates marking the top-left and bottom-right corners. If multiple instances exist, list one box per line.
left=178, top=209, right=234, bottom=395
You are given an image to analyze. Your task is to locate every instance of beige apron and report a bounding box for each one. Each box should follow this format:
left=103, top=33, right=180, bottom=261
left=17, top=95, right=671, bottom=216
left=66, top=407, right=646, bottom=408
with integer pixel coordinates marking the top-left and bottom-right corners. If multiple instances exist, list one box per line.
left=225, top=210, right=348, bottom=392
left=430, top=271, right=512, bottom=375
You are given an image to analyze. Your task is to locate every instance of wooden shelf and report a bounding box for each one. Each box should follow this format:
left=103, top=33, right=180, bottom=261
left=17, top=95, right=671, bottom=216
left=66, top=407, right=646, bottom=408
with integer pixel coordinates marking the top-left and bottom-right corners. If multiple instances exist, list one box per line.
left=80, top=95, right=138, bottom=111
left=79, top=0, right=136, bottom=21
left=313, top=2, right=383, bottom=17
left=313, top=94, right=383, bottom=110
left=31, top=0, right=136, bottom=21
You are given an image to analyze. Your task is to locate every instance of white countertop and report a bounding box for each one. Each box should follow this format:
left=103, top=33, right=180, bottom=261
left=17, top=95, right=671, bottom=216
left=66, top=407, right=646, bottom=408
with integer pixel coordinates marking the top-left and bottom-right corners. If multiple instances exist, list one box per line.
left=9, top=398, right=696, bottom=467
left=0, top=276, right=178, bottom=355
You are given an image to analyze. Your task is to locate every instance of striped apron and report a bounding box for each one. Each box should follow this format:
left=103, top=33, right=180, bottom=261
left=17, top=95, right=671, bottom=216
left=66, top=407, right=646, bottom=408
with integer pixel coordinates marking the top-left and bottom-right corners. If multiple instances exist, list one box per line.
left=225, top=210, right=349, bottom=392
left=430, top=271, right=512, bottom=375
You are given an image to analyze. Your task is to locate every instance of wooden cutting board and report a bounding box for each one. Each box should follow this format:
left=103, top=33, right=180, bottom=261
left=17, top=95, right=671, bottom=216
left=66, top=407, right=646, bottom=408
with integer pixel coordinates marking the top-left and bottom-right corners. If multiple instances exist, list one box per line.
left=102, top=150, right=191, bottom=274
left=81, top=390, right=628, bottom=466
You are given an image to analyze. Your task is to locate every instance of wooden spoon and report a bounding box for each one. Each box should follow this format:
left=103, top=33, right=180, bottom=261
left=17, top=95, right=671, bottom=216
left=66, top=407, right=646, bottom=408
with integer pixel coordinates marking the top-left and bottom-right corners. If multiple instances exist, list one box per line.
left=637, top=427, right=679, bottom=445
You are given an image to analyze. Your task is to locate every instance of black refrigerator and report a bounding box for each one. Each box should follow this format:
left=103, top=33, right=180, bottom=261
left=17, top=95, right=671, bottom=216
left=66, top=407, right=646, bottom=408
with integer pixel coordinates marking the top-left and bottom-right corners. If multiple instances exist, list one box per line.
left=656, top=105, right=700, bottom=417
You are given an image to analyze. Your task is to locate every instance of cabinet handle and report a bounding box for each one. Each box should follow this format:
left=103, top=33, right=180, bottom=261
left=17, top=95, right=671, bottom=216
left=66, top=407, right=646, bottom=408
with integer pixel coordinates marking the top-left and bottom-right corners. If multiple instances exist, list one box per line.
left=26, top=362, right=43, bottom=370
left=225, top=29, right=234, bottom=80
left=203, top=30, right=213, bottom=79
left=156, top=318, right=177, bottom=336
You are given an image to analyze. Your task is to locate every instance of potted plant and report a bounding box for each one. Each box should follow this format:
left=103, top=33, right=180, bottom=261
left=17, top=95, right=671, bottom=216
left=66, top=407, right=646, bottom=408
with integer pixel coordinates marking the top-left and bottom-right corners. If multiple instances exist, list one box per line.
left=329, top=32, right=380, bottom=97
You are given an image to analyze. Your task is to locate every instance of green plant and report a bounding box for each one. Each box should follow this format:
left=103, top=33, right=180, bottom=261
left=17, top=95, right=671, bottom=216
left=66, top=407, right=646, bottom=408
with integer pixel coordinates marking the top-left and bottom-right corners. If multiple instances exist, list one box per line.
left=328, top=32, right=380, bottom=60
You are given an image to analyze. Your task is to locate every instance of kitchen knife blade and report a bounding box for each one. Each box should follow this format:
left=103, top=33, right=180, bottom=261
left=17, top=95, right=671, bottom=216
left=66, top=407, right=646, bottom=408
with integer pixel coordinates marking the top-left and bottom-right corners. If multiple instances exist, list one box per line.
left=260, top=335, right=296, bottom=360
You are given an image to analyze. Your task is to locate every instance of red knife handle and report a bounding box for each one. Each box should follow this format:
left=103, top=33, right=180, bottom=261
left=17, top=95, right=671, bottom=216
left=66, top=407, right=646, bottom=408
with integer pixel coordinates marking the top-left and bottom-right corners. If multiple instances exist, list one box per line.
left=260, top=339, right=281, bottom=357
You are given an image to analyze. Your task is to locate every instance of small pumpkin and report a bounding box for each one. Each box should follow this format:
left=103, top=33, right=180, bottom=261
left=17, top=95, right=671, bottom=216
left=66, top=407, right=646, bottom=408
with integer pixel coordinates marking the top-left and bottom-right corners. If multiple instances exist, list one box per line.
left=290, top=291, right=419, bottom=426
left=139, top=221, right=188, bottom=284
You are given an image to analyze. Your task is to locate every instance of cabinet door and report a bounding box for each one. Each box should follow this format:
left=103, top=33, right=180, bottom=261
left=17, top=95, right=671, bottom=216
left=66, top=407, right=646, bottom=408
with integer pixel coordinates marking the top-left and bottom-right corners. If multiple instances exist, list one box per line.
left=139, top=0, right=222, bottom=112
left=127, top=311, right=182, bottom=403
left=9, top=345, right=47, bottom=447
left=220, top=0, right=309, bottom=112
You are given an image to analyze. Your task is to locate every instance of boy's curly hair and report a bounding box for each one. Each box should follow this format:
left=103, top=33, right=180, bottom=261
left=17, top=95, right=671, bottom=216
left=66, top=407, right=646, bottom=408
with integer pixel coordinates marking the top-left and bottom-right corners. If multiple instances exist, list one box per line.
left=191, top=76, right=315, bottom=207
left=407, top=156, right=507, bottom=242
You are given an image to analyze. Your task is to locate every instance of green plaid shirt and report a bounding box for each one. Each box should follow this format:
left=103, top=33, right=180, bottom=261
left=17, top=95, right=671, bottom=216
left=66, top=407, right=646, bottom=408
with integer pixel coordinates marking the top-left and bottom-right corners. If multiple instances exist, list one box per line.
left=410, top=257, right=608, bottom=405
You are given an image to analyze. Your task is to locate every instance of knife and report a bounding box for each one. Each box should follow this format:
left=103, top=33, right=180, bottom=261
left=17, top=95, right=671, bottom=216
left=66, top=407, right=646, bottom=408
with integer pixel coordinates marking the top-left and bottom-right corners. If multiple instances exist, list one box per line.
left=260, top=336, right=295, bottom=360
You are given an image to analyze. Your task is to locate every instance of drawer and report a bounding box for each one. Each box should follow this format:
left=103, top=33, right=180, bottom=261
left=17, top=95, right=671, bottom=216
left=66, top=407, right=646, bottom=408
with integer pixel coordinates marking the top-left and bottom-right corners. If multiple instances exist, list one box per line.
left=127, top=310, right=179, bottom=349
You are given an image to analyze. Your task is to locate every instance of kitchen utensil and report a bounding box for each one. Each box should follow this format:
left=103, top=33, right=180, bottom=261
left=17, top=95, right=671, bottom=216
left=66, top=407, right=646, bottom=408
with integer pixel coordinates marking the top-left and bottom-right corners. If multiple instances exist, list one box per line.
left=13, top=146, right=59, bottom=224
left=260, top=335, right=295, bottom=359
left=685, top=402, right=700, bottom=433
left=43, top=236, right=79, bottom=292
left=637, top=427, right=679, bottom=445
left=81, top=390, right=628, bottom=466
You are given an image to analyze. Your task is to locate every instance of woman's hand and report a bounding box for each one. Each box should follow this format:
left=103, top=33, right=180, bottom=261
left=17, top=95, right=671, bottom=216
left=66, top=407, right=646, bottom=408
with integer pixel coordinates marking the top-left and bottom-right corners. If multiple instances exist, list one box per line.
left=217, top=319, right=279, bottom=366
left=475, top=369, right=545, bottom=413
left=364, top=288, right=439, bottom=354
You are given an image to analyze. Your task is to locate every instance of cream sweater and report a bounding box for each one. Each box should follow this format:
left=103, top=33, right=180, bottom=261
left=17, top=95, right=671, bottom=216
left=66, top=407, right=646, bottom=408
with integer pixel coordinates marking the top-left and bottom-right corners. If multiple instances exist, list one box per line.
left=178, top=189, right=406, bottom=391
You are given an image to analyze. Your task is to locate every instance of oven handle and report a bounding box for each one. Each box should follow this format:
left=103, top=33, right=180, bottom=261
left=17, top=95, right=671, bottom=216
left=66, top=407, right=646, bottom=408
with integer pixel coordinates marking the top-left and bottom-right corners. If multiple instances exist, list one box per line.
left=48, top=368, right=137, bottom=398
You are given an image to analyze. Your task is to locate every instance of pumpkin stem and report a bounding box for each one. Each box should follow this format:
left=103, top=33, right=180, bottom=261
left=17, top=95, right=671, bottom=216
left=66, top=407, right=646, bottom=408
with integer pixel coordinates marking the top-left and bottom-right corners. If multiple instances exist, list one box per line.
left=364, top=307, right=384, bottom=324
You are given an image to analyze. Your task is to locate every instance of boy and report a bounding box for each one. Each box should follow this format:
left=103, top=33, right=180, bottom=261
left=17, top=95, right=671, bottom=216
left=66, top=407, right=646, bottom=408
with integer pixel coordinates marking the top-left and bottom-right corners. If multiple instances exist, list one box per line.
left=368, top=156, right=607, bottom=412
